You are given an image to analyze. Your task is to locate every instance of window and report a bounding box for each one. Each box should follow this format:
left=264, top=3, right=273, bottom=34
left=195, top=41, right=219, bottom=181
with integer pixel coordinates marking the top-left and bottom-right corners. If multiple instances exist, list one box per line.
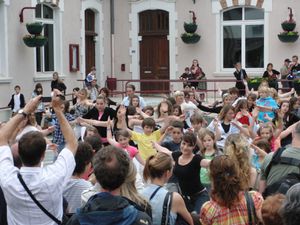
left=35, top=4, right=55, bottom=72
left=222, top=7, right=264, bottom=70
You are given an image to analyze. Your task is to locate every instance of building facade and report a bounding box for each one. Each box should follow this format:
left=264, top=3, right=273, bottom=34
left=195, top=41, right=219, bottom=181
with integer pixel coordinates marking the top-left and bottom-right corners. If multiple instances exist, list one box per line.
left=0, top=0, right=299, bottom=108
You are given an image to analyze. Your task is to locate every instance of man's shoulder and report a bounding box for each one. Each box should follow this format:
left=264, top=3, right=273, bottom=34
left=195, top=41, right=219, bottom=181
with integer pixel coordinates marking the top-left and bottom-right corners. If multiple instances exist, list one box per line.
left=282, top=146, right=300, bottom=159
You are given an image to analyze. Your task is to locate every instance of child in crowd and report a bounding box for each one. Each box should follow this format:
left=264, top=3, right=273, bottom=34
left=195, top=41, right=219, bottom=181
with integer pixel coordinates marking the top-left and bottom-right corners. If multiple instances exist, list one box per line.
left=190, top=113, right=206, bottom=133
left=126, top=117, right=168, bottom=161
left=107, top=126, right=145, bottom=165
left=160, top=120, right=184, bottom=152
left=198, top=129, right=221, bottom=192
left=255, top=123, right=282, bottom=152
left=8, top=85, right=25, bottom=116
left=180, top=67, right=193, bottom=88
left=256, top=87, right=279, bottom=123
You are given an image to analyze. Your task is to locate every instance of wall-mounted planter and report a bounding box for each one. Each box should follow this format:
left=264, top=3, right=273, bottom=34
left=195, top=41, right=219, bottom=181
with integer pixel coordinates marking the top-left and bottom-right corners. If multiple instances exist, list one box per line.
left=181, top=33, right=201, bottom=44
left=184, top=22, right=197, bottom=33
left=23, top=35, right=48, bottom=47
left=26, top=22, right=44, bottom=35
left=278, top=34, right=299, bottom=43
left=281, top=22, right=296, bottom=32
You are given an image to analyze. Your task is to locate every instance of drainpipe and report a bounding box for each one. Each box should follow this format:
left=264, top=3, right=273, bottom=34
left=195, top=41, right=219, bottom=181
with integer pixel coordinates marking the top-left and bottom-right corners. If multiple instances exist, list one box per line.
left=110, top=0, right=115, bottom=78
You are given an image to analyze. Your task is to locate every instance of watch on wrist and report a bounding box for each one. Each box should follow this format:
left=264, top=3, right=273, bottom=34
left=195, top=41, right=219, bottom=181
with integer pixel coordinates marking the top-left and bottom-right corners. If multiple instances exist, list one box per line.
left=18, top=109, right=28, bottom=118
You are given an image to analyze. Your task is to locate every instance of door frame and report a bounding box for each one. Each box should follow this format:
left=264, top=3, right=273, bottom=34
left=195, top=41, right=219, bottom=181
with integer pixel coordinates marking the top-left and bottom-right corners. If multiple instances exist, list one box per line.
left=129, top=0, right=177, bottom=90
left=81, top=0, right=104, bottom=85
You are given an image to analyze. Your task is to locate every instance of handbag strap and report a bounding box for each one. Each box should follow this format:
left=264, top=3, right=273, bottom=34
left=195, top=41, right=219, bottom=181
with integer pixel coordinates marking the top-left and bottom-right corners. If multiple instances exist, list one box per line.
left=150, top=186, right=162, bottom=200
left=245, top=192, right=258, bottom=225
left=17, top=173, right=62, bottom=225
left=161, top=192, right=173, bottom=225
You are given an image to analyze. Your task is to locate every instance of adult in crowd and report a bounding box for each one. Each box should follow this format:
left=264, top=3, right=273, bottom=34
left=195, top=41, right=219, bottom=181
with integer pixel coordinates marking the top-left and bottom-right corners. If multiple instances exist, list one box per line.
left=51, top=72, right=67, bottom=95
left=280, top=58, right=292, bottom=93
left=80, top=95, right=116, bottom=145
left=141, top=152, right=193, bottom=225
left=32, top=83, right=45, bottom=125
left=87, top=77, right=98, bottom=102
left=153, top=132, right=210, bottom=214
left=67, top=145, right=152, bottom=225
left=0, top=90, right=78, bottom=225
left=190, top=59, right=205, bottom=90
left=260, top=122, right=300, bottom=196
left=98, top=87, right=117, bottom=107
left=290, top=55, right=300, bottom=75
left=200, top=155, right=263, bottom=225
left=8, top=85, right=25, bottom=116
left=262, top=63, right=280, bottom=90
left=280, top=183, right=300, bottom=225
left=121, top=84, right=146, bottom=109
left=233, top=62, right=248, bottom=96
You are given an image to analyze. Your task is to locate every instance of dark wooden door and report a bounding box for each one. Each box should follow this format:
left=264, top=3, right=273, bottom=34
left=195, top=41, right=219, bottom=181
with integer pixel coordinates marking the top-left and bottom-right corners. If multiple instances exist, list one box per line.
left=85, top=9, right=97, bottom=75
left=139, top=10, right=169, bottom=93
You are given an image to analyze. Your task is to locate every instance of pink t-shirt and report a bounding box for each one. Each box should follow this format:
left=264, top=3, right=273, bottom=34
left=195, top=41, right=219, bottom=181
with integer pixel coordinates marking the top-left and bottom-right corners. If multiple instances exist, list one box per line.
left=116, top=143, right=138, bottom=159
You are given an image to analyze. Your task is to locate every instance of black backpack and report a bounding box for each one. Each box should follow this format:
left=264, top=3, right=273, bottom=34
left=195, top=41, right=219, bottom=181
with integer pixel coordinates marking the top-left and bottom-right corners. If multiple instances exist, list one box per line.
left=263, top=147, right=300, bottom=198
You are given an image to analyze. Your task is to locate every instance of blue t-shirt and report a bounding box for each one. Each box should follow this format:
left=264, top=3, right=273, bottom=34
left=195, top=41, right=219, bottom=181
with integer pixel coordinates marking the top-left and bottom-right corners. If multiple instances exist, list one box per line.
left=256, top=96, right=278, bottom=123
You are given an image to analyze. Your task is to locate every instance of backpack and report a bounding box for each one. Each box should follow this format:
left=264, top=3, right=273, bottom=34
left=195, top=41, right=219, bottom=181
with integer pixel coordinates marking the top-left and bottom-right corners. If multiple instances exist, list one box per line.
left=263, top=147, right=300, bottom=198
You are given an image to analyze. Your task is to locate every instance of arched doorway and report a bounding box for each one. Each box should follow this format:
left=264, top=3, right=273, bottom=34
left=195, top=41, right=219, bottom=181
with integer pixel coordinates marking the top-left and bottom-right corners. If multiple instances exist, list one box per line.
left=139, top=10, right=169, bottom=93
left=85, top=9, right=97, bottom=75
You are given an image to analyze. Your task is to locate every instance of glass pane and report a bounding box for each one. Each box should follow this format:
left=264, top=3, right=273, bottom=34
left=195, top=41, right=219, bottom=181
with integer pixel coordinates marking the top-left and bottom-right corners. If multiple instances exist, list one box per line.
left=36, top=47, right=42, bottom=72
left=246, top=25, right=264, bottom=68
left=35, top=4, right=41, bottom=18
left=223, top=8, right=242, bottom=21
left=223, top=26, right=241, bottom=68
left=245, top=8, right=264, bottom=20
left=43, top=5, right=53, bottom=19
left=44, top=24, right=54, bottom=71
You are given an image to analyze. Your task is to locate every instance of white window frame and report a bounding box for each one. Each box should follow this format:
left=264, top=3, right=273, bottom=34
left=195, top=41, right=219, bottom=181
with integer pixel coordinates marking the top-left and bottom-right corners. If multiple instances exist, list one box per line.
left=211, top=0, right=272, bottom=76
left=221, top=7, right=265, bottom=73
left=0, top=0, right=12, bottom=83
left=32, top=0, right=64, bottom=81
left=35, top=3, right=56, bottom=73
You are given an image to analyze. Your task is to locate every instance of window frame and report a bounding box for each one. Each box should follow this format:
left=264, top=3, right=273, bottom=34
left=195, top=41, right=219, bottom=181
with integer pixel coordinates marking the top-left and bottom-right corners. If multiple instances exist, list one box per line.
left=35, top=3, right=56, bottom=73
left=220, top=6, right=265, bottom=73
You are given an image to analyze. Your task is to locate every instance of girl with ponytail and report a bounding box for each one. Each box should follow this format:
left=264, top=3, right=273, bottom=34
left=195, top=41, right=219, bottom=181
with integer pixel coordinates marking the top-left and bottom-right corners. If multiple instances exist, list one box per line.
left=141, top=152, right=193, bottom=225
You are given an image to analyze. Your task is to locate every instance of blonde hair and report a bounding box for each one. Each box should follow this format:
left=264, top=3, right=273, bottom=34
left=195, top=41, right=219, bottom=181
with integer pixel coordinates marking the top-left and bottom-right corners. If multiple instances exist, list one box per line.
left=120, top=161, right=148, bottom=210
left=258, top=86, right=269, bottom=95
left=174, top=91, right=184, bottom=98
left=224, top=134, right=251, bottom=190
left=143, top=152, right=173, bottom=182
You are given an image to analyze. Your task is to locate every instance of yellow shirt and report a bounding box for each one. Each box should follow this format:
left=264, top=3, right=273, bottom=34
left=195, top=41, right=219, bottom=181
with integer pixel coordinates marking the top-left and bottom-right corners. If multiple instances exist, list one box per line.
left=131, top=130, right=161, bottom=160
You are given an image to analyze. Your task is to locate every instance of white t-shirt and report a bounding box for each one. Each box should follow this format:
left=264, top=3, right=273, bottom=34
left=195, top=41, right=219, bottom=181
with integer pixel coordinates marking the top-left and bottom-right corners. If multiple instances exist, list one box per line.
left=0, top=146, right=75, bottom=225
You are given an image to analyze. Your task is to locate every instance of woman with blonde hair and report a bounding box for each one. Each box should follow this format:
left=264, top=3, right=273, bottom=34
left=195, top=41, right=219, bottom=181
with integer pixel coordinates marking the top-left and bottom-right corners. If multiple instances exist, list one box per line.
left=141, top=152, right=193, bottom=225
left=224, top=134, right=257, bottom=190
left=120, top=161, right=151, bottom=216
left=200, top=155, right=263, bottom=225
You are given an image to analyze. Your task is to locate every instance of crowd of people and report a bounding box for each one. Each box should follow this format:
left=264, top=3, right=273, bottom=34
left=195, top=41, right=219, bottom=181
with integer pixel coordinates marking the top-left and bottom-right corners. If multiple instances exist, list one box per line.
left=1, top=56, right=300, bottom=225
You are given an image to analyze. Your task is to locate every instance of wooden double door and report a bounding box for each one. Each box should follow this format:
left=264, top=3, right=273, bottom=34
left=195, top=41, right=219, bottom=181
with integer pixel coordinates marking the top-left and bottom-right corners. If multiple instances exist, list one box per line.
left=139, top=10, right=169, bottom=93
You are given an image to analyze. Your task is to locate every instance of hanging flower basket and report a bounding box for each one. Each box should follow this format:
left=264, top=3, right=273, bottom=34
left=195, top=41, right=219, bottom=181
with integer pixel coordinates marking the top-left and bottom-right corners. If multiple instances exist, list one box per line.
left=184, top=22, right=197, bottom=33
left=181, top=33, right=201, bottom=44
left=23, top=35, right=48, bottom=47
left=281, top=22, right=296, bottom=32
left=26, top=22, right=44, bottom=35
left=278, top=32, right=299, bottom=43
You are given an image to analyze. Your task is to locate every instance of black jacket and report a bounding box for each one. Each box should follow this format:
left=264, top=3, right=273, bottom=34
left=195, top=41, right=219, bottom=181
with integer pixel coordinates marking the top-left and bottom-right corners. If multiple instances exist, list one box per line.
left=66, top=192, right=152, bottom=225
left=7, top=93, right=25, bottom=110
left=83, top=107, right=116, bottom=138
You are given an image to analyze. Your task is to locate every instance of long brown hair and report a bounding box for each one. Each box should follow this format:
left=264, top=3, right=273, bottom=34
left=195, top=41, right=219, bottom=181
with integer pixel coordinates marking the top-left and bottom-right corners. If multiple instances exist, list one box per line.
left=210, top=155, right=242, bottom=208
left=224, top=134, right=251, bottom=190
left=218, top=105, right=234, bottom=121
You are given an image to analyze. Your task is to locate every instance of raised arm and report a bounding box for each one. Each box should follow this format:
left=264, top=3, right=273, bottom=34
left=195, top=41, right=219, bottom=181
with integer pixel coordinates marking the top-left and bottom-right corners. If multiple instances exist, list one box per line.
left=106, top=118, right=119, bottom=146
left=78, top=117, right=108, bottom=127
left=0, top=96, right=42, bottom=145
left=52, top=90, right=78, bottom=155
left=152, top=141, right=172, bottom=156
